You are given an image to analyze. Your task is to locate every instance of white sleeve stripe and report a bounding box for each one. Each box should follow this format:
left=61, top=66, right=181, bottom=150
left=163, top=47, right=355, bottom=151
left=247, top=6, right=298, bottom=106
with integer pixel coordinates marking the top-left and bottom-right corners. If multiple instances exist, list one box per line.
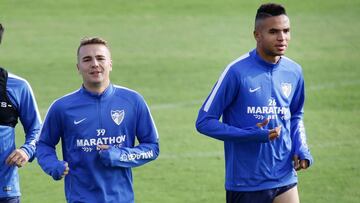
left=113, top=84, right=139, bottom=94
left=203, top=53, right=249, bottom=112
left=203, top=65, right=231, bottom=112
left=25, top=80, right=42, bottom=123
left=8, top=73, right=42, bottom=123
left=113, top=84, right=159, bottom=139
left=145, top=102, right=159, bottom=139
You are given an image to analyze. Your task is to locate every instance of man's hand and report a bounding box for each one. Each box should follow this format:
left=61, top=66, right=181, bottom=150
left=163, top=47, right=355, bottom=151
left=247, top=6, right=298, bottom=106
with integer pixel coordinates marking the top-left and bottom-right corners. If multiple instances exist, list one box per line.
left=62, top=162, right=70, bottom=178
left=268, top=126, right=281, bottom=141
left=5, top=148, right=29, bottom=168
left=293, top=155, right=309, bottom=171
left=256, top=118, right=282, bottom=141
left=97, top=145, right=110, bottom=151
left=256, top=118, right=270, bottom=129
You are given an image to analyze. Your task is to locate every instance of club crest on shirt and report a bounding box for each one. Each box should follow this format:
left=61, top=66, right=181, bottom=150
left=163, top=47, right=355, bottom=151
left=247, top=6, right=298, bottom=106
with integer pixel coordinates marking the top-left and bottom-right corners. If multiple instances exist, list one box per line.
left=281, top=83, right=292, bottom=98
left=111, top=110, right=125, bottom=125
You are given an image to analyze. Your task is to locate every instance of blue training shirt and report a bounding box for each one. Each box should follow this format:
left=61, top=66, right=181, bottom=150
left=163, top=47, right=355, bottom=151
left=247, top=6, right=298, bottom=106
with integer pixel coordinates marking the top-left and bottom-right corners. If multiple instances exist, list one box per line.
left=196, top=49, right=313, bottom=191
left=0, top=72, right=41, bottom=198
left=37, top=84, right=159, bottom=203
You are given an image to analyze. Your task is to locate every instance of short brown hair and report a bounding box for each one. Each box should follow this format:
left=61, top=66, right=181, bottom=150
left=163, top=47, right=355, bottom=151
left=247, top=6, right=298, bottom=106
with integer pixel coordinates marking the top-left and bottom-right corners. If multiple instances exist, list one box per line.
left=77, top=37, right=110, bottom=56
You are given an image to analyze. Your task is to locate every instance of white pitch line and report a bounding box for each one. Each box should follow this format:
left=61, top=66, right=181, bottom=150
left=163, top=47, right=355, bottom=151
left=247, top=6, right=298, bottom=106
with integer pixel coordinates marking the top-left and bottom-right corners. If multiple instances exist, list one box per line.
left=158, top=151, right=223, bottom=159
left=151, top=99, right=203, bottom=110
left=37, top=80, right=359, bottom=113
left=150, top=80, right=360, bottom=110
left=154, top=80, right=360, bottom=159
left=307, top=80, right=360, bottom=91
left=157, top=140, right=360, bottom=160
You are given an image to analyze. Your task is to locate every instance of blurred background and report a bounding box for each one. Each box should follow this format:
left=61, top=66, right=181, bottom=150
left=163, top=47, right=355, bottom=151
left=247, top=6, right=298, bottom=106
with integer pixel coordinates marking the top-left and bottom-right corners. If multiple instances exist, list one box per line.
left=1, top=0, right=359, bottom=202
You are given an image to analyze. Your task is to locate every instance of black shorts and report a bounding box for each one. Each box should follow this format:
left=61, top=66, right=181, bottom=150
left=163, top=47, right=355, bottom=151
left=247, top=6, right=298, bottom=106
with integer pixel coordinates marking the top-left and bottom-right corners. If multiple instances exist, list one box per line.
left=0, top=196, right=20, bottom=203
left=226, top=183, right=297, bottom=203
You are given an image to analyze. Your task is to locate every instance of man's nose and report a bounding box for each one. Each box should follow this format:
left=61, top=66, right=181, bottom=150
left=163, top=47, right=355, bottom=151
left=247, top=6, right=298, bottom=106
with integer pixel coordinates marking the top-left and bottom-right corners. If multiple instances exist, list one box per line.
left=91, top=59, right=99, bottom=67
left=277, top=31, right=286, bottom=41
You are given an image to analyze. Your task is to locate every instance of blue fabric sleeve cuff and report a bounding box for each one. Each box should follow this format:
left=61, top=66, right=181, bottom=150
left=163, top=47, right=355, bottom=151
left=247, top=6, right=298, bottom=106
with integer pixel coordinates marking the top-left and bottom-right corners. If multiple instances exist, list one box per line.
left=50, top=161, right=67, bottom=181
left=99, top=146, right=118, bottom=167
left=299, top=153, right=314, bottom=166
left=20, top=145, right=35, bottom=162
left=257, top=129, right=269, bottom=143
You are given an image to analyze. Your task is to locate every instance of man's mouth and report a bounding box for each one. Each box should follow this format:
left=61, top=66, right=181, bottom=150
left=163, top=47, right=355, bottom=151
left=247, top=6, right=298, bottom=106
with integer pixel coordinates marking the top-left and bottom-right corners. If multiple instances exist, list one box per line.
left=275, top=44, right=287, bottom=51
left=90, top=71, right=102, bottom=75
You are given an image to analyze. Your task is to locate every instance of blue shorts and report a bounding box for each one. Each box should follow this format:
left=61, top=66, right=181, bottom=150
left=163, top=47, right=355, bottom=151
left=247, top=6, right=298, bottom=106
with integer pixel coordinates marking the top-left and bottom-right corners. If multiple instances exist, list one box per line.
left=0, top=196, right=20, bottom=203
left=226, top=183, right=297, bottom=203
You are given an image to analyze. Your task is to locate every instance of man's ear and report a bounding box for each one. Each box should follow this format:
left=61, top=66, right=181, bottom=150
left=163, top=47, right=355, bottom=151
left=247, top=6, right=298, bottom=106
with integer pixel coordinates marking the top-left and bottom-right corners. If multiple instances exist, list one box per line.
left=0, top=24, right=4, bottom=44
left=253, top=30, right=260, bottom=42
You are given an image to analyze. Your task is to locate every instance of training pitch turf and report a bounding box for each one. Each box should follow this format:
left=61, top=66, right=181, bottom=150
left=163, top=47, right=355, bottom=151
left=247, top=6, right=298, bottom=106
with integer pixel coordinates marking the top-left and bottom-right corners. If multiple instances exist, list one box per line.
left=1, top=0, right=359, bottom=202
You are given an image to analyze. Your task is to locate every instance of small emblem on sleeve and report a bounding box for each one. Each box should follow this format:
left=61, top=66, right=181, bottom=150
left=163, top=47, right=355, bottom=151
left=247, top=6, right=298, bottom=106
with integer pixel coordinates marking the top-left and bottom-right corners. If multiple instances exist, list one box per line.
left=111, top=110, right=125, bottom=125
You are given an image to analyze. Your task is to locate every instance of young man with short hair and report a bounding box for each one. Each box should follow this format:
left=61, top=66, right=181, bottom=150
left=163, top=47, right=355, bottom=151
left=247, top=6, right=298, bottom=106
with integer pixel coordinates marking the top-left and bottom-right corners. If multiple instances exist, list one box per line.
left=196, top=3, right=313, bottom=203
left=0, top=23, right=42, bottom=203
left=37, top=37, right=159, bottom=203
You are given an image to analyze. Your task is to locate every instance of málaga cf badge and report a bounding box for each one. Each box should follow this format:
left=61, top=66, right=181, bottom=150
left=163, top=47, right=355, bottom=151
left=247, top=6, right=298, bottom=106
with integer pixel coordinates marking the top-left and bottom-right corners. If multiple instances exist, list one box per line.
left=281, top=83, right=292, bottom=98
left=111, top=110, right=125, bottom=125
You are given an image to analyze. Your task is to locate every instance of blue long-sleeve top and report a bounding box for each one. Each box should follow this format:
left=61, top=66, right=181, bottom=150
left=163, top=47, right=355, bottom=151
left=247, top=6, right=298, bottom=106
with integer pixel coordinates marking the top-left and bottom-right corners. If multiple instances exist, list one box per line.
left=196, top=49, right=313, bottom=191
left=37, top=84, right=159, bottom=203
left=0, top=72, right=41, bottom=198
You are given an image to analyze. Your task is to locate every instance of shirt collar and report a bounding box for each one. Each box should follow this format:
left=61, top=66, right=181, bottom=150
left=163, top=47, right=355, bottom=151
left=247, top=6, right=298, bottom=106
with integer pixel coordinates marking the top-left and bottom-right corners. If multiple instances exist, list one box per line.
left=80, top=84, right=114, bottom=99
left=251, top=49, right=282, bottom=69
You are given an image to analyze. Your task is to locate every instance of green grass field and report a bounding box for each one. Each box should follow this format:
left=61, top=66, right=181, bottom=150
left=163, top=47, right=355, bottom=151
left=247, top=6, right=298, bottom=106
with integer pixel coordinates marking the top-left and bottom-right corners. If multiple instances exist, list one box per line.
left=1, top=0, right=360, bottom=202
